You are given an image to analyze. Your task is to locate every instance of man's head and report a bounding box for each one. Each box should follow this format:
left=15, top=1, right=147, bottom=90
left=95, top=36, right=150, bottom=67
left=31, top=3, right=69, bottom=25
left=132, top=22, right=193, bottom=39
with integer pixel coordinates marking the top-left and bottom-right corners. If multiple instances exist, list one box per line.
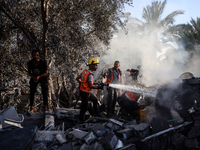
left=88, top=57, right=99, bottom=71
left=32, top=49, right=40, bottom=62
left=114, top=61, right=120, bottom=69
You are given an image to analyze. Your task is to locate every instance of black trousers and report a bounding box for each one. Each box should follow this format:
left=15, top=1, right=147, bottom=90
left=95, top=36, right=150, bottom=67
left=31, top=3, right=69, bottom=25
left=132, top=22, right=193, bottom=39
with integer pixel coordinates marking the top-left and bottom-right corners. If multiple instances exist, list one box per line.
left=79, top=90, right=98, bottom=120
left=107, top=87, right=119, bottom=114
left=29, top=78, right=48, bottom=107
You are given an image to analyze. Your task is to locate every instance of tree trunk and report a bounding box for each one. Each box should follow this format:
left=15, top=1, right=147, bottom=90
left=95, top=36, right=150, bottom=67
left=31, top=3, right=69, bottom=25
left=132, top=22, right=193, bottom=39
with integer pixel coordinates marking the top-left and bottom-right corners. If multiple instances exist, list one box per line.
left=41, top=0, right=49, bottom=59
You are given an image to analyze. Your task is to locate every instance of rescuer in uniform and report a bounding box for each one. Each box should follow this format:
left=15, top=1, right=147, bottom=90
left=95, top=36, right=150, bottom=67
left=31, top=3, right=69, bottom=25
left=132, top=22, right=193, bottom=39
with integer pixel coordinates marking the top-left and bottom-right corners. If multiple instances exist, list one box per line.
left=117, top=83, right=150, bottom=121
left=104, top=61, right=122, bottom=116
left=76, top=57, right=103, bottom=122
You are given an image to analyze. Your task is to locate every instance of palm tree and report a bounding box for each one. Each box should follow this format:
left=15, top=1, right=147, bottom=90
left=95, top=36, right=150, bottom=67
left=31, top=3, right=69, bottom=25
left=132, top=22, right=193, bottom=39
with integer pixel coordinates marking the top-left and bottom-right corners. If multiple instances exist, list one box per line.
left=172, top=17, right=200, bottom=73
left=141, top=0, right=184, bottom=32
left=184, top=18, right=200, bottom=48
left=127, top=0, right=185, bottom=66
left=133, top=0, right=185, bottom=57
left=170, top=17, right=200, bottom=50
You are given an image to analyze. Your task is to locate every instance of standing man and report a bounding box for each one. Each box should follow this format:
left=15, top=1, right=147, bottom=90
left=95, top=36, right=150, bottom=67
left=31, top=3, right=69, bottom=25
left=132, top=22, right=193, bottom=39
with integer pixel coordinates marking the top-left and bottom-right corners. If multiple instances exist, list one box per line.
left=105, top=61, right=122, bottom=116
left=76, top=57, right=102, bottom=122
left=28, top=49, right=49, bottom=114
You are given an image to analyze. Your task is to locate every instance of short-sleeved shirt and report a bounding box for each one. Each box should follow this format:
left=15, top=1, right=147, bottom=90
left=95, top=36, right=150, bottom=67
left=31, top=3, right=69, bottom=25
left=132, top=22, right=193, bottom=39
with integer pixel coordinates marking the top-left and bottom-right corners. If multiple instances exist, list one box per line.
left=28, top=59, right=48, bottom=78
left=88, top=70, right=94, bottom=82
left=107, top=69, right=121, bottom=84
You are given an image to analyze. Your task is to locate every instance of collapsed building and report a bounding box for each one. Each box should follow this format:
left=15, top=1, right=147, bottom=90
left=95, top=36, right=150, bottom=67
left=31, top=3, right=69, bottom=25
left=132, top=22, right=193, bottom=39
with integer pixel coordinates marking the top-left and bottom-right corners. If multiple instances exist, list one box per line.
left=0, top=72, right=200, bottom=150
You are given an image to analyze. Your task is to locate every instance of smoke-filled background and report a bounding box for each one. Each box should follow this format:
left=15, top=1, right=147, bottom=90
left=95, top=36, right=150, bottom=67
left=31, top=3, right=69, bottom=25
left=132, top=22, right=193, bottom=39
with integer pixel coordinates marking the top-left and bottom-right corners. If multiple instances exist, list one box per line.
left=98, top=17, right=200, bottom=86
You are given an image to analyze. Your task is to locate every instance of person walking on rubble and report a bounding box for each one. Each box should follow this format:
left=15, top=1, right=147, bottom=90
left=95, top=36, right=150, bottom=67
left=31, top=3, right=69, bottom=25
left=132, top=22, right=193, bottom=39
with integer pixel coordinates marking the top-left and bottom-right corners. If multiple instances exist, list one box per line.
left=104, top=61, right=122, bottom=116
left=28, top=49, right=49, bottom=115
left=76, top=57, right=103, bottom=122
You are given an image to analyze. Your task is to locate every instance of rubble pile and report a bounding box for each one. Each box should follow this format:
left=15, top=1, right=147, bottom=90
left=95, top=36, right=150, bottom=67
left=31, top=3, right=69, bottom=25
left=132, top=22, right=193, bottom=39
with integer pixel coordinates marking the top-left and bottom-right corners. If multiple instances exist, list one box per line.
left=29, top=107, right=193, bottom=150
left=32, top=109, right=151, bottom=150
left=0, top=106, right=198, bottom=150
left=1, top=75, right=200, bottom=150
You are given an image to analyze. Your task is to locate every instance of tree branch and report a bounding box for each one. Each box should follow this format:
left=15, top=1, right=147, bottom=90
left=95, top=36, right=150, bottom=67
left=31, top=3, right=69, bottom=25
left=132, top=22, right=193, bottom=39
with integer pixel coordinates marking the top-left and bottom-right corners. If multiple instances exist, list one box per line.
left=0, top=5, right=38, bottom=48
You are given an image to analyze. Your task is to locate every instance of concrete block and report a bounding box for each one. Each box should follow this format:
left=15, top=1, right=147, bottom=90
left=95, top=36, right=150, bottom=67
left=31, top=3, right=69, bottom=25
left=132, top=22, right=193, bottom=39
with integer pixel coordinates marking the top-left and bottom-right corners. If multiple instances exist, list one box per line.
left=80, top=143, right=90, bottom=150
left=105, top=122, right=121, bottom=131
left=116, top=128, right=134, bottom=140
left=55, top=132, right=67, bottom=144
left=100, top=133, right=118, bottom=149
left=114, top=139, right=124, bottom=149
left=127, top=123, right=150, bottom=139
left=93, top=142, right=104, bottom=150
left=82, top=131, right=97, bottom=144
left=91, top=123, right=107, bottom=137
left=69, top=129, right=88, bottom=139
left=35, top=131, right=63, bottom=142
left=45, top=115, right=54, bottom=128
left=109, top=118, right=124, bottom=127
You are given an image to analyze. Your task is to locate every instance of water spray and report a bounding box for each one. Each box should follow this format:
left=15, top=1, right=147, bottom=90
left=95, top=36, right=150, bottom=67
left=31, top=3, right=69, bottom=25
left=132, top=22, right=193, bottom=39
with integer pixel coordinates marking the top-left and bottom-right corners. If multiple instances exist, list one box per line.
left=109, top=83, right=157, bottom=98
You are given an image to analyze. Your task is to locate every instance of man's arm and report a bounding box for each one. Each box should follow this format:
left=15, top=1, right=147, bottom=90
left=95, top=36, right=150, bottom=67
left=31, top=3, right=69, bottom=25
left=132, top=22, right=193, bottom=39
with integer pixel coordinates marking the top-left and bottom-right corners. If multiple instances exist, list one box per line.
left=28, top=70, right=35, bottom=79
left=76, top=74, right=82, bottom=83
left=106, top=69, right=110, bottom=78
left=33, top=70, right=48, bottom=82
left=36, top=70, right=48, bottom=80
left=88, top=74, right=100, bottom=89
left=88, top=81, right=99, bottom=89
left=27, top=61, right=36, bottom=80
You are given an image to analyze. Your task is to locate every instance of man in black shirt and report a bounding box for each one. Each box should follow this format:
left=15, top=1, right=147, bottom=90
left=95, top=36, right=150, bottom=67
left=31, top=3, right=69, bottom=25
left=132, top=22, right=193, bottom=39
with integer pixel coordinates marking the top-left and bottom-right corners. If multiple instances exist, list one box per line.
left=27, top=50, right=49, bottom=114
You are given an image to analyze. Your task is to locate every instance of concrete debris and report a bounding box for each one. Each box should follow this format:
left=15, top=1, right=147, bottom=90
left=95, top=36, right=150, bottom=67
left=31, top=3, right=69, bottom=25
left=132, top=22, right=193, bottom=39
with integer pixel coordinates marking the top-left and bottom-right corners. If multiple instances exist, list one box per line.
left=82, top=131, right=97, bottom=144
left=69, top=129, right=88, bottom=139
left=35, top=131, right=64, bottom=142
left=100, top=133, right=118, bottom=149
left=0, top=103, right=199, bottom=150
left=55, top=132, right=67, bottom=144
left=91, top=123, right=107, bottom=137
left=0, top=106, right=24, bottom=129
left=114, top=139, right=124, bottom=149
left=45, top=114, right=55, bottom=128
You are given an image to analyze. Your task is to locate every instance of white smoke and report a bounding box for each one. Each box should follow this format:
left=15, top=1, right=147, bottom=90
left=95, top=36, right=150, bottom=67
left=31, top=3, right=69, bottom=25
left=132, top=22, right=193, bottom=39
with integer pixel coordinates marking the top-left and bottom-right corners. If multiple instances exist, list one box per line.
left=99, top=17, right=200, bottom=86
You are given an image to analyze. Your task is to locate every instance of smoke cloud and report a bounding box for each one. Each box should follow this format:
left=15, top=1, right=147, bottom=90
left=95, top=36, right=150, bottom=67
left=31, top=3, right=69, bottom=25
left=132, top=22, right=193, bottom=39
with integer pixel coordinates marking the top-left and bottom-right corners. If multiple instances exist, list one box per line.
left=99, top=17, right=200, bottom=86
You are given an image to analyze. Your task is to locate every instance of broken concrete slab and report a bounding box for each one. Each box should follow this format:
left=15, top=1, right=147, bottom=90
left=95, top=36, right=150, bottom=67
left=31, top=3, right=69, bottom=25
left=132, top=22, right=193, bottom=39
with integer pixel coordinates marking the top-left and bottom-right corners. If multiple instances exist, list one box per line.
left=69, top=129, right=88, bottom=139
left=100, top=133, right=118, bottom=149
left=82, top=131, right=97, bottom=144
left=35, top=131, right=65, bottom=142
left=91, top=123, right=107, bottom=137
left=116, top=128, right=134, bottom=140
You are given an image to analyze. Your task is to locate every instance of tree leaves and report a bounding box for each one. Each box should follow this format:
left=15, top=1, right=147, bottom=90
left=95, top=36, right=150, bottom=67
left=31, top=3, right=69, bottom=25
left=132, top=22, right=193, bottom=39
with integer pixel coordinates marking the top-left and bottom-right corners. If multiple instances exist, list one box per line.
left=0, top=0, right=132, bottom=107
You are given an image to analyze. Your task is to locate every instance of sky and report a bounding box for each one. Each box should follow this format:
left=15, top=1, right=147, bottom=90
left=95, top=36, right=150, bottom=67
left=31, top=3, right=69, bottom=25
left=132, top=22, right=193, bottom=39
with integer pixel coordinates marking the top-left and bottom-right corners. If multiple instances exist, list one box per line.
left=125, top=0, right=200, bottom=25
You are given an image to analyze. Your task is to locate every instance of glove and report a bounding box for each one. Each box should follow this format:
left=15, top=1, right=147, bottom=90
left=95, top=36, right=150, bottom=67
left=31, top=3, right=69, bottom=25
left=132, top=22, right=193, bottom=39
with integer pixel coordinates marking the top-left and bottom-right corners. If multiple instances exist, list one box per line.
left=97, top=84, right=103, bottom=90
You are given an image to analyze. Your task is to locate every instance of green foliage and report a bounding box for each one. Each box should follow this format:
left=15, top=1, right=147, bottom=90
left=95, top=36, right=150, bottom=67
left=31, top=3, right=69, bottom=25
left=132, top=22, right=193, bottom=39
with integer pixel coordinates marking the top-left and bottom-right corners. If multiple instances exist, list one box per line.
left=0, top=0, right=132, bottom=108
left=173, top=17, right=200, bottom=51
